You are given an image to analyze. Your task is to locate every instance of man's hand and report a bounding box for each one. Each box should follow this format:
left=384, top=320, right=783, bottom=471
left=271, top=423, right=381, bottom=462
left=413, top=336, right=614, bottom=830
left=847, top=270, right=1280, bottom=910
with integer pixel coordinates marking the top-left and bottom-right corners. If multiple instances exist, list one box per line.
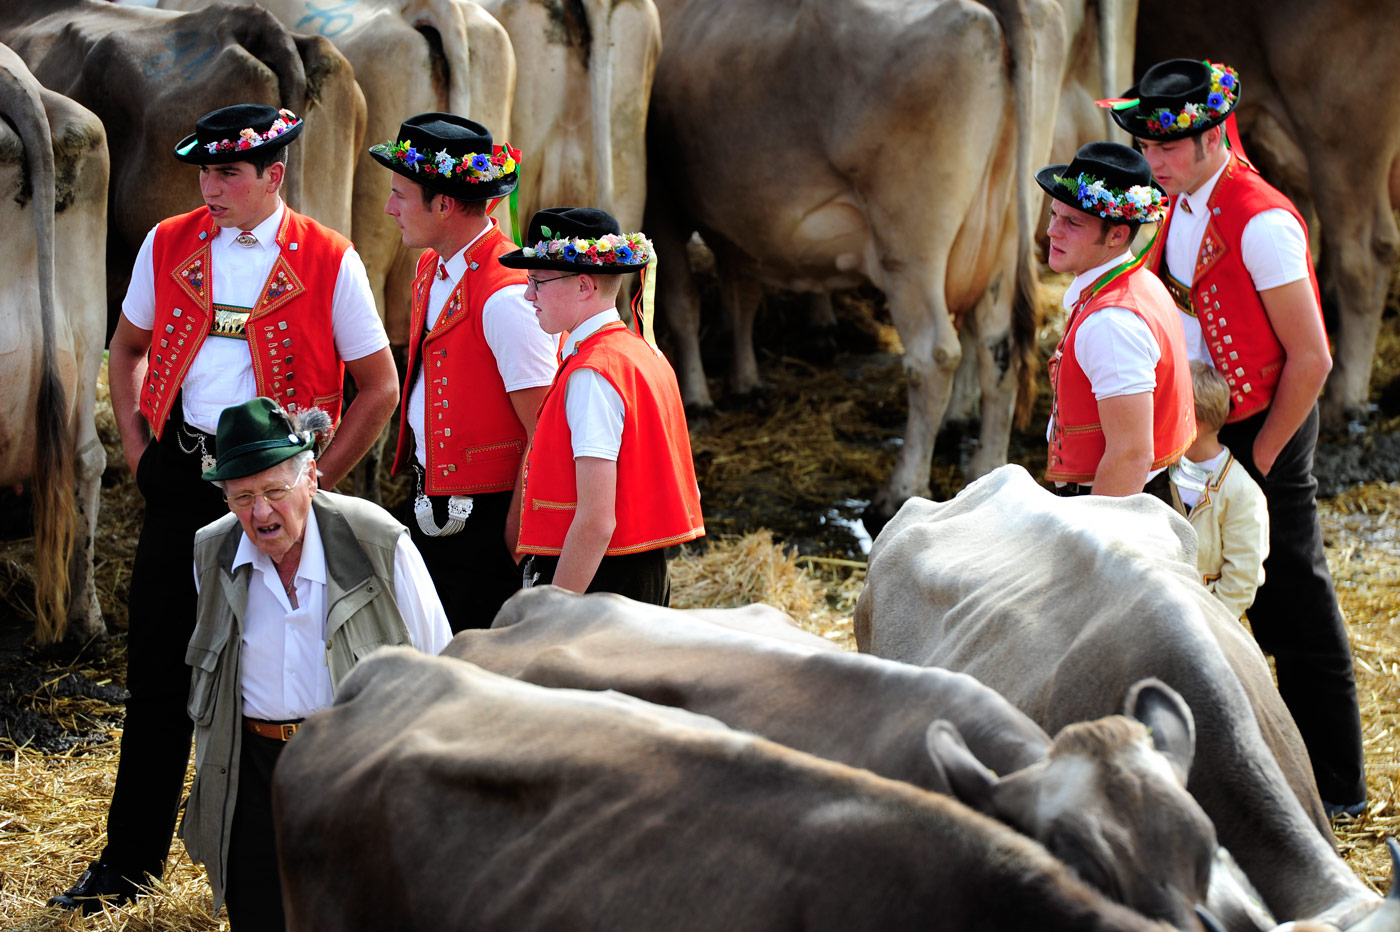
left=1092, top=391, right=1155, bottom=496
left=316, top=346, right=399, bottom=489
left=1254, top=278, right=1331, bottom=478
left=550, top=456, right=617, bottom=592
left=108, top=316, right=154, bottom=476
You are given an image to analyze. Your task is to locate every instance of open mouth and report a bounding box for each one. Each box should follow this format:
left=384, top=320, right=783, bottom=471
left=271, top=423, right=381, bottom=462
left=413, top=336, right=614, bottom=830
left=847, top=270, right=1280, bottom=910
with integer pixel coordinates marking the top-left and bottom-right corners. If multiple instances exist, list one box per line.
left=256, top=521, right=282, bottom=538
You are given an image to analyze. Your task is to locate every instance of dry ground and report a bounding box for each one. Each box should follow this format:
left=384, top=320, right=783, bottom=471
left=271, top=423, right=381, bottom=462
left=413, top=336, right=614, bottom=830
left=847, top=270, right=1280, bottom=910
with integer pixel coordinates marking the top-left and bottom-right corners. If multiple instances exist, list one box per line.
left=0, top=301, right=1396, bottom=928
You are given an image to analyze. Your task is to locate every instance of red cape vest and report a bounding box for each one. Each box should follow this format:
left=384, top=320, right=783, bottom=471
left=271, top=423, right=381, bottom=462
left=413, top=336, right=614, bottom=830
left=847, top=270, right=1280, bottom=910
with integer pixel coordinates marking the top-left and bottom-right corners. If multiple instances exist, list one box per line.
left=1143, top=153, right=1323, bottom=422
left=141, top=206, right=350, bottom=438
left=392, top=222, right=531, bottom=494
left=1046, top=258, right=1196, bottom=483
left=518, top=321, right=705, bottom=556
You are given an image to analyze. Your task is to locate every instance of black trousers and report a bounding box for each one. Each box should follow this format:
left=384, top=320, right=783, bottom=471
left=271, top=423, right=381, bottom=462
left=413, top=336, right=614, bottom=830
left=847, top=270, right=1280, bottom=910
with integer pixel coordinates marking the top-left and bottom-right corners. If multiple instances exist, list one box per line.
left=526, top=547, right=671, bottom=606
left=396, top=487, right=521, bottom=633
left=225, top=732, right=287, bottom=931
left=101, top=418, right=227, bottom=877
left=1219, top=403, right=1367, bottom=805
left=1053, top=470, right=1174, bottom=505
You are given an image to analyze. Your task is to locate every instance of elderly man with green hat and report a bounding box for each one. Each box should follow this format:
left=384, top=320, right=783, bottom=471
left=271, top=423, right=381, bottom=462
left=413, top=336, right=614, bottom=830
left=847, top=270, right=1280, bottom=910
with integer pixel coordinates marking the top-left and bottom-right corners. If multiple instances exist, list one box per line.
left=54, top=102, right=400, bottom=914
left=181, top=397, right=450, bottom=930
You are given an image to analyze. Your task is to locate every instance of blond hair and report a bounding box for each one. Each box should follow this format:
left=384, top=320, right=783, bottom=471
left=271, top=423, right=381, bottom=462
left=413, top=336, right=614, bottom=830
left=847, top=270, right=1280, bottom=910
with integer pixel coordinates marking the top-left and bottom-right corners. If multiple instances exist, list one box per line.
left=1190, top=361, right=1230, bottom=432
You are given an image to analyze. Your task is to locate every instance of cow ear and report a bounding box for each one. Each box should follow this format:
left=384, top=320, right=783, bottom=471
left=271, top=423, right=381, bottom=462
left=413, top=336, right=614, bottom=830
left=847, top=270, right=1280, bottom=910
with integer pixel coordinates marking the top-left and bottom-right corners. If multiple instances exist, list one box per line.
left=924, top=720, right=998, bottom=814
left=1124, top=678, right=1195, bottom=783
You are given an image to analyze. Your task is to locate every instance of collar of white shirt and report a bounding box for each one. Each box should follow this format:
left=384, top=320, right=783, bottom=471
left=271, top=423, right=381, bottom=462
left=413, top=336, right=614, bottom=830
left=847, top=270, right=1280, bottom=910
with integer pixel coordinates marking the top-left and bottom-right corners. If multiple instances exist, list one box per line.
left=438, top=219, right=499, bottom=285
left=218, top=200, right=285, bottom=250
left=231, top=497, right=328, bottom=594
left=1062, top=250, right=1136, bottom=310
left=563, top=308, right=622, bottom=358
left=1178, top=157, right=1231, bottom=218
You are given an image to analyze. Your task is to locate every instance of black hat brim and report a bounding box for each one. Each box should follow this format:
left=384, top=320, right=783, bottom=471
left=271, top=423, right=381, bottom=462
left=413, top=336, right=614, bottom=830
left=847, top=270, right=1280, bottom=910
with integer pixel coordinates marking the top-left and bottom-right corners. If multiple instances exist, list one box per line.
left=174, top=120, right=304, bottom=165
left=497, top=247, right=648, bottom=274
left=369, top=147, right=518, bottom=202
left=1034, top=164, right=1166, bottom=219
left=1109, top=84, right=1232, bottom=141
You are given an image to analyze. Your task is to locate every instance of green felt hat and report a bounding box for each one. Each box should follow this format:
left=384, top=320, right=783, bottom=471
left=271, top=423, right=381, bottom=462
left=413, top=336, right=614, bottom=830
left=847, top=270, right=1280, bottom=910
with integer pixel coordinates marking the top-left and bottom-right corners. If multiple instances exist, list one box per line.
left=202, top=397, right=316, bottom=481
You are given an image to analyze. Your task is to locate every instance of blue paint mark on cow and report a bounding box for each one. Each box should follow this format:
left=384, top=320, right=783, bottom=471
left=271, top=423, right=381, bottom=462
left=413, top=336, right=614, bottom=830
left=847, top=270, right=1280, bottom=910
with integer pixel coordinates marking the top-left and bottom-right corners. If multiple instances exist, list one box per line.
left=296, top=0, right=357, bottom=37
left=142, top=31, right=218, bottom=81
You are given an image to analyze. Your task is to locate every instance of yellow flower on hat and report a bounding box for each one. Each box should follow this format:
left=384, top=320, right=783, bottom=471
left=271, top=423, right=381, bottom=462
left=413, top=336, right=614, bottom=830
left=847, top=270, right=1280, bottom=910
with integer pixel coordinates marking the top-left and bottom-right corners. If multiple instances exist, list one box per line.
left=1176, top=113, right=1191, bottom=129
left=503, top=157, right=517, bottom=173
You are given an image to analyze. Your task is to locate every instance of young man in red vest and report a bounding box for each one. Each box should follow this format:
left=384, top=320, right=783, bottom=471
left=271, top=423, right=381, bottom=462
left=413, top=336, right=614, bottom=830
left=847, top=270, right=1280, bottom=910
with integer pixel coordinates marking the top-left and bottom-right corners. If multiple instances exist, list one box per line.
left=372, top=114, right=557, bottom=631
left=53, top=105, right=399, bottom=913
left=1036, top=142, right=1196, bottom=497
left=499, top=207, right=704, bottom=603
left=1112, top=59, right=1367, bottom=816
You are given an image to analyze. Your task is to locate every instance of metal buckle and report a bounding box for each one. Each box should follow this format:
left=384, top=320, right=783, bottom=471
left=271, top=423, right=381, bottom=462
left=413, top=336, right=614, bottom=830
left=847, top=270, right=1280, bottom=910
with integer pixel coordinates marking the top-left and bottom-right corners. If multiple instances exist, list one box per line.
left=280, top=723, right=299, bottom=741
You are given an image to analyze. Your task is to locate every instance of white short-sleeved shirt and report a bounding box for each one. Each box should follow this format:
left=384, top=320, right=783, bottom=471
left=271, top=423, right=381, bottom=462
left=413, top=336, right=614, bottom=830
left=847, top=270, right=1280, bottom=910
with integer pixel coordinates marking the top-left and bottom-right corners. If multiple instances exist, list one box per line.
left=1052, top=252, right=1166, bottom=484
left=1164, top=158, right=1312, bottom=364
left=560, top=309, right=632, bottom=461
left=122, top=201, right=389, bottom=434
left=407, top=222, right=559, bottom=468
left=192, top=504, right=452, bottom=721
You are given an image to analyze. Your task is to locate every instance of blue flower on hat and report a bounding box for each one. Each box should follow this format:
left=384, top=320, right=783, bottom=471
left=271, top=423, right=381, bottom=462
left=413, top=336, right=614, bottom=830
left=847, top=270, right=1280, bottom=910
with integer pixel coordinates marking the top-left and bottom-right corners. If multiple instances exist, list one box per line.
left=1207, top=92, right=1225, bottom=110
left=1157, top=110, right=1175, bottom=130
left=562, top=243, right=579, bottom=261
left=615, top=244, right=634, bottom=263
left=470, top=154, right=491, bottom=173
left=1219, top=72, right=1235, bottom=89
left=404, top=146, right=425, bottom=169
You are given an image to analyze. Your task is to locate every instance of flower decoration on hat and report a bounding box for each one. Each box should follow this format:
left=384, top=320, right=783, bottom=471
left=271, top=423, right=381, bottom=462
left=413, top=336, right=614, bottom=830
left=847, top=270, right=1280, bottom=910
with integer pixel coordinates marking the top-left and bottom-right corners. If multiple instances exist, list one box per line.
left=1147, top=61, right=1239, bottom=134
left=370, top=138, right=518, bottom=182
left=1053, top=172, right=1168, bottom=223
left=521, top=225, right=654, bottom=267
left=204, top=109, right=301, bottom=155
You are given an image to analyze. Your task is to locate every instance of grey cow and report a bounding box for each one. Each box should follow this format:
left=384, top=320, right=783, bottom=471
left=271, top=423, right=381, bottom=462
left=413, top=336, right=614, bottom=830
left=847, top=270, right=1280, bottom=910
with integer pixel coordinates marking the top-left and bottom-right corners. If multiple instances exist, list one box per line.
left=855, top=464, right=1400, bottom=931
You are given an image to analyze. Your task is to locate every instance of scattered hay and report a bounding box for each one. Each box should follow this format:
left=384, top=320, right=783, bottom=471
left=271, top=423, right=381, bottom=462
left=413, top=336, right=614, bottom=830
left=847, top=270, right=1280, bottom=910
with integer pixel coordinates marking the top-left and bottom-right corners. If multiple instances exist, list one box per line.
left=670, top=531, right=862, bottom=650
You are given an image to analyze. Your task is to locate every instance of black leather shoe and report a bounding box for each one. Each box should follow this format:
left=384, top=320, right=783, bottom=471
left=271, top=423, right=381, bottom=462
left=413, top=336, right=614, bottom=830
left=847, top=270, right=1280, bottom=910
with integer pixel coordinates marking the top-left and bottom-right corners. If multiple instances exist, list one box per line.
left=48, top=861, right=144, bottom=915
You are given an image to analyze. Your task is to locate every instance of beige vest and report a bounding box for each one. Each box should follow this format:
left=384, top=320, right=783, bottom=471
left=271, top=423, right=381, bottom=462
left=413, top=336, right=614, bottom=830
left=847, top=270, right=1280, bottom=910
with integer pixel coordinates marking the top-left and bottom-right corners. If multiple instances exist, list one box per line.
left=180, top=491, right=412, bottom=908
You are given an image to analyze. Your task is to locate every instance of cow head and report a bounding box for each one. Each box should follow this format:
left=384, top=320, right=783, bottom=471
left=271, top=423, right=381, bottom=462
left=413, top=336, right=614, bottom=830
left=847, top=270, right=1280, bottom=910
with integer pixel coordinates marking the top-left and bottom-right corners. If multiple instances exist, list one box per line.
left=924, top=679, right=1217, bottom=929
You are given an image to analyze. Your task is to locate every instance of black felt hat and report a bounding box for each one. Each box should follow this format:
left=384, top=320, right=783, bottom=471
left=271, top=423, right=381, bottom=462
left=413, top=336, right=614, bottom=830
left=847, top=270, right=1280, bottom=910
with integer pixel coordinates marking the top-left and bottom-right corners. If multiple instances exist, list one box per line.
left=1035, top=142, right=1168, bottom=223
left=369, top=113, right=518, bottom=201
left=497, top=207, right=653, bottom=274
left=1109, top=58, right=1241, bottom=141
left=202, top=397, right=316, bottom=482
left=174, top=104, right=304, bottom=165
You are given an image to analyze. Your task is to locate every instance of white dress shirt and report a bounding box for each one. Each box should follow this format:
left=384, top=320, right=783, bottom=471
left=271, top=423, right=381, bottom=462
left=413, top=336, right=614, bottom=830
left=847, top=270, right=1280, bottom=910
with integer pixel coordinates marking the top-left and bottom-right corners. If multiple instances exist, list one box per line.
left=1164, top=158, right=1312, bottom=364
left=561, top=309, right=642, bottom=461
left=193, top=504, right=452, bottom=721
left=122, top=201, right=388, bottom=433
left=407, top=220, right=558, bottom=468
left=1061, top=251, right=1160, bottom=402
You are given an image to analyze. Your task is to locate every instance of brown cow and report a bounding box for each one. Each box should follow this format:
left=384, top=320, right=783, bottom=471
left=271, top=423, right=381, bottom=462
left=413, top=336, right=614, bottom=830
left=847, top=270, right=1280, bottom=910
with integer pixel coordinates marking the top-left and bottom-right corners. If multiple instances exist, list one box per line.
left=274, top=647, right=1194, bottom=932
left=0, top=44, right=107, bottom=643
left=447, top=586, right=1282, bottom=929
left=855, top=464, right=1400, bottom=931
left=1134, top=3, right=1400, bottom=427
left=646, top=0, right=1066, bottom=525
left=0, top=0, right=364, bottom=332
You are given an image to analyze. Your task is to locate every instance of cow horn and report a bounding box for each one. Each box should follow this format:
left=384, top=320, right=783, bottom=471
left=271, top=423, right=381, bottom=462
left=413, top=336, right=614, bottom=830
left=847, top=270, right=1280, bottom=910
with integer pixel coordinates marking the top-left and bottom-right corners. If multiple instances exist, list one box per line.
left=1340, top=837, right=1400, bottom=931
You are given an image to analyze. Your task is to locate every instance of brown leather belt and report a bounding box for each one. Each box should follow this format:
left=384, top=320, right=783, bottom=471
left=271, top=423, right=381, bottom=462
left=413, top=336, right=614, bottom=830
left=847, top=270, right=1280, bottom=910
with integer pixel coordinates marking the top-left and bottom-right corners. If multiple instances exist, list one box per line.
left=1163, top=275, right=1195, bottom=316
left=244, top=718, right=303, bottom=741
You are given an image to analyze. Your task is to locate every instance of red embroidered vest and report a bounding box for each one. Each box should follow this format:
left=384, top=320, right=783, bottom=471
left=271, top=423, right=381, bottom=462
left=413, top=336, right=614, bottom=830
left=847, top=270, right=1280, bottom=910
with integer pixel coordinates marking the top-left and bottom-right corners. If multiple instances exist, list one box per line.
left=1143, top=154, right=1323, bottom=422
left=518, top=322, right=705, bottom=555
left=1046, top=259, right=1196, bottom=483
left=392, top=223, right=531, bottom=494
left=141, top=206, right=349, bottom=438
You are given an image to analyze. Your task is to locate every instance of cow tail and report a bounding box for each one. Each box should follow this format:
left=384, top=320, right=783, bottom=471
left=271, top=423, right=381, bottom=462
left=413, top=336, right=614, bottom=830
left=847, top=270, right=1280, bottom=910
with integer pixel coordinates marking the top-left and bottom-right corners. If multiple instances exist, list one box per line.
left=0, top=62, right=76, bottom=643
left=994, top=0, right=1043, bottom=426
left=418, top=0, right=473, bottom=117
left=581, top=0, right=617, bottom=215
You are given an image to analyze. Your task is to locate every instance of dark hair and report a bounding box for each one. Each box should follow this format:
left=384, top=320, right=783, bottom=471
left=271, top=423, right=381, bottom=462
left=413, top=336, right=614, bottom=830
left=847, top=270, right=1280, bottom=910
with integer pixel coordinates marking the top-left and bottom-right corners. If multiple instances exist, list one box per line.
left=418, top=186, right=487, bottom=218
left=1097, top=218, right=1142, bottom=244
left=248, top=146, right=289, bottom=178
